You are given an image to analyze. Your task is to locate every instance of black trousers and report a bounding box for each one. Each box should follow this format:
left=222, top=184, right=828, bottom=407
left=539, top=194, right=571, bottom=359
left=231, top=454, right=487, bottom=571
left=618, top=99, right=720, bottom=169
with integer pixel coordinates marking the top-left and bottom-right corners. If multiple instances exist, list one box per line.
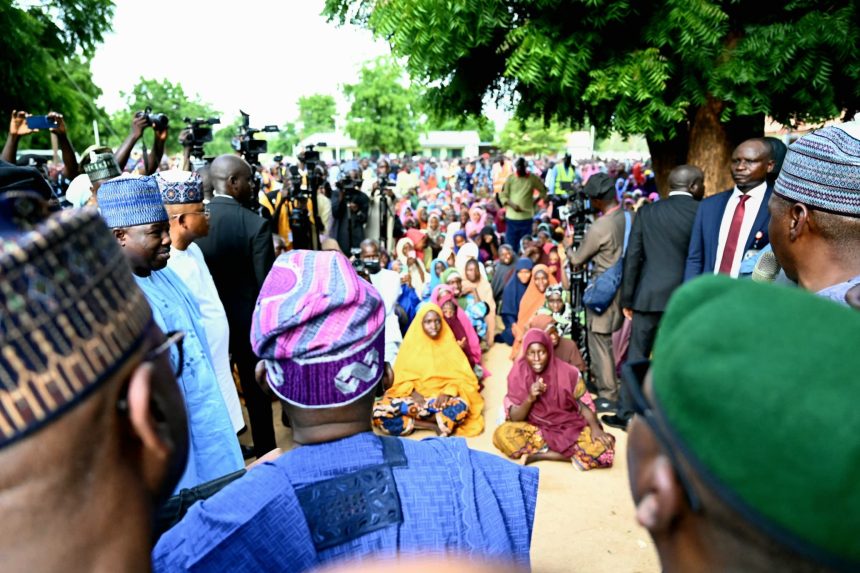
left=617, top=310, right=662, bottom=419
left=232, top=343, right=276, bottom=458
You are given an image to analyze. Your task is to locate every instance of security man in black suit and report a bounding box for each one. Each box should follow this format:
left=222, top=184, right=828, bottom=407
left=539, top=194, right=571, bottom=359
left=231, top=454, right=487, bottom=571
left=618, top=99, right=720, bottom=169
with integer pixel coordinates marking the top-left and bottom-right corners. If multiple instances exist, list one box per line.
left=196, top=154, right=276, bottom=458
left=603, top=165, right=704, bottom=429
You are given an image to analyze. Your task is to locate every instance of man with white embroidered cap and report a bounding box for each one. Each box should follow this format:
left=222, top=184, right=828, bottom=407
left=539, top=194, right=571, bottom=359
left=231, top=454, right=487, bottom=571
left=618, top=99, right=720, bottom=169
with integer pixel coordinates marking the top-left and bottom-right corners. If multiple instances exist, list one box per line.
left=152, top=249, right=538, bottom=573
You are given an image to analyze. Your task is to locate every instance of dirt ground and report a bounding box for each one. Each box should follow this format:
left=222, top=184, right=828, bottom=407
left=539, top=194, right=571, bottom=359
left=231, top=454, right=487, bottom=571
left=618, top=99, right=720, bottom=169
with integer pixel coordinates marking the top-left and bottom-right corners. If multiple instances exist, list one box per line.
left=251, top=343, right=660, bottom=573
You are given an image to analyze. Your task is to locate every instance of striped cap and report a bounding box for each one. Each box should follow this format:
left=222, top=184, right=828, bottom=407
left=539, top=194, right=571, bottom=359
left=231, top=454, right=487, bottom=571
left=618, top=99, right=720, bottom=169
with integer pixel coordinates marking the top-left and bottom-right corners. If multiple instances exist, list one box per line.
left=251, top=250, right=385, bottom=408
left=0, top=208, right=152, bottom=448
left=97, top=175, right=169, bottom=229
left=774, top=121, right=860, bottom=216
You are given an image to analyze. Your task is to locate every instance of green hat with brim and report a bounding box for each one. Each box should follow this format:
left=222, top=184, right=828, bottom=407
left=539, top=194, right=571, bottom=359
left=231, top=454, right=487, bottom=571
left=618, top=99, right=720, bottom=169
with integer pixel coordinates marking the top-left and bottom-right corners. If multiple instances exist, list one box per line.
left=652, top=275, right=860, bottom=568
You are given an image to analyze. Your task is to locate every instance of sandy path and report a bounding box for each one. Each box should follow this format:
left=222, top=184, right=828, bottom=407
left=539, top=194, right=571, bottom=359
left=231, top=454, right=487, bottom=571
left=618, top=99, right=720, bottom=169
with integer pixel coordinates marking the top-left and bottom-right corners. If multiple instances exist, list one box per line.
left=258, top=343, right=660, bottom=572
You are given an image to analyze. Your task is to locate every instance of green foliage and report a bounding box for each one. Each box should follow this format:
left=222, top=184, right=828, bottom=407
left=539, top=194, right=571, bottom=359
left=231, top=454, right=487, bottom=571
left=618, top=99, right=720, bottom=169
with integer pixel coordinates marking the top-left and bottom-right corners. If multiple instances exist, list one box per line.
left=107, top=78, right=221, bottom=155
left=498, top=118, right=567, bottom=156
left=344, top=57, right=421, bottom=154
left=268, top=122, right=300, bottom=155
left=297, top=94, right=337, bottom=137
left=204, top=116, right=242, bottom=157
left=324, top=0, right=860, bottom=142
left=0, top=0, right=115, bottom=151
left=425, top=113, right=496, bottom=142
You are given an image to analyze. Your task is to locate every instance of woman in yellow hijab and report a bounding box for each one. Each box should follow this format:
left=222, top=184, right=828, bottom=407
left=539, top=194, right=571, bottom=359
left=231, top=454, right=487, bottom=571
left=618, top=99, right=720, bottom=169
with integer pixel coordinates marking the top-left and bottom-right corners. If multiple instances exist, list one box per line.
left=373, top=303, right=484, bottom=437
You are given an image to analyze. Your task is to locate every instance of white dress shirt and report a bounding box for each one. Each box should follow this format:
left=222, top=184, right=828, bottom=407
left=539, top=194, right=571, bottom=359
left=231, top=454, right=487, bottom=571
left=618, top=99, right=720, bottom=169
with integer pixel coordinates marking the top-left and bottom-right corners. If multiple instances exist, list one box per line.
left=714, top=182, right=767, bottom=278
left=369, top=268, right=403, bottom=365
left=167, top=243, right=245, bottom=432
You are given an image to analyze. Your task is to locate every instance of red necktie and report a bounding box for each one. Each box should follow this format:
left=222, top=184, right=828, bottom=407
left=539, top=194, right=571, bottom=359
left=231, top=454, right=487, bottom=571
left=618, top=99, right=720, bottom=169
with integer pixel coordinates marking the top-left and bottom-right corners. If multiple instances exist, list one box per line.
left=718, top=194, right=751, bottom=274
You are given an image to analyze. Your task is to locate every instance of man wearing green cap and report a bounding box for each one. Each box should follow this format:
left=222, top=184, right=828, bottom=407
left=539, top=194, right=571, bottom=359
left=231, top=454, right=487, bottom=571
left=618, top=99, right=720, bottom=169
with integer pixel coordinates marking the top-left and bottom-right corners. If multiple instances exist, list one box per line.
left=625, top=275, right=860, bottom=572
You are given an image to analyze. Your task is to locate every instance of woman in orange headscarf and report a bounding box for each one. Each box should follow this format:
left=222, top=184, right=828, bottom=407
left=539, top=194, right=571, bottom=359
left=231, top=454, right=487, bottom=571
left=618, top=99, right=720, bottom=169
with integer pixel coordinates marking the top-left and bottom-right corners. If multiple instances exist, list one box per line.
left=373, top=303, right=484, bottom=437
left=509, top=264, right=555, bottom=359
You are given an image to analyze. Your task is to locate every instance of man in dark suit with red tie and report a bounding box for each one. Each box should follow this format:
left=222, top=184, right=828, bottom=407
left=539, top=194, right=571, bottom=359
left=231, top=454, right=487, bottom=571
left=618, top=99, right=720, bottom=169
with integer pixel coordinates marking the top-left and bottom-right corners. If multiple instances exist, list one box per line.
left=684, top=139, right=775, bottom=280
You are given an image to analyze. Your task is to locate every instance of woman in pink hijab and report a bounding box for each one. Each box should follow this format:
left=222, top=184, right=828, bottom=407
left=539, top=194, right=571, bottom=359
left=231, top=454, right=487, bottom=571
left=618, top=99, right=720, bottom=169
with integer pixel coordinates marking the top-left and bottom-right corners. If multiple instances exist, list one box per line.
left=465, top=205, right=487, bottom=241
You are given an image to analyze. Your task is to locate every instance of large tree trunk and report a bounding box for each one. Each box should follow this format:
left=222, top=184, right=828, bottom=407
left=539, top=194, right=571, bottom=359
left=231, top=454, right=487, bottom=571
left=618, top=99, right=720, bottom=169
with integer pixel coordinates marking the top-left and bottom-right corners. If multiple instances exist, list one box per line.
left=646, top=127, right=688, bottom=197
left=686, top=95, right=764, bottom=196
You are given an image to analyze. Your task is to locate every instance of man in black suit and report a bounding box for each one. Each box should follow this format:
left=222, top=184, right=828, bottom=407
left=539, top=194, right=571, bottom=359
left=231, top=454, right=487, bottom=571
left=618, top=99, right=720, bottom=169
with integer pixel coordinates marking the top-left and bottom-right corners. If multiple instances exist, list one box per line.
left=196, top=154, right=276, bottom=458
left=603, top=165, right=703, bottom=430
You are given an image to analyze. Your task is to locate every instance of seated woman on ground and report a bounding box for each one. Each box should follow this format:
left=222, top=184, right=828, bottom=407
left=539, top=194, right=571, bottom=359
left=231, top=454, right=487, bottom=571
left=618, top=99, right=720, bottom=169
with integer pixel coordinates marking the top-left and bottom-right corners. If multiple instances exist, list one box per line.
left=528, top=312, right=586, bottom=373
left=544, top=284, right=573, bottom=339
left=494, top=328, right=614, bottom=470
left=442, top=268, right=489, bottom=341
left=373, top=304, right=484, bottom=437
left=432, top=285, right=485, bottom=378
left=498, top=259, right=534, bottom=345
left=509, top=264, right=555, bottom=359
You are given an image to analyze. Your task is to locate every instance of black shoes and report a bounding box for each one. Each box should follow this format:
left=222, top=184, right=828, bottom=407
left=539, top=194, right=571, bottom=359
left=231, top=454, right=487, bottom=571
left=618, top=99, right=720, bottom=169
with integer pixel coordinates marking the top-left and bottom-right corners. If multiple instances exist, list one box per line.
left=240, top=444, right=256, bottom=460
left=601, top=414, right=629, bottom=431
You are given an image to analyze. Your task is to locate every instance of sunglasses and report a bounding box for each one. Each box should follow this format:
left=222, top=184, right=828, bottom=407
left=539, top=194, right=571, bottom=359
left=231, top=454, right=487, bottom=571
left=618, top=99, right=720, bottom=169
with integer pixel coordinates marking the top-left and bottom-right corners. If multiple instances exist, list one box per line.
left=621, top=359, right=702, bottom=512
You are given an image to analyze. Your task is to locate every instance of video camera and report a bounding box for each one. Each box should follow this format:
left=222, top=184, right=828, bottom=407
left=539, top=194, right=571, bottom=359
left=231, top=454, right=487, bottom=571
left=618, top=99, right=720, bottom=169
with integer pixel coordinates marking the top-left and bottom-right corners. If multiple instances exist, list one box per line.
left=231, top=110, right=278, bottom=166
left=181, top=116, right=220, bottom=159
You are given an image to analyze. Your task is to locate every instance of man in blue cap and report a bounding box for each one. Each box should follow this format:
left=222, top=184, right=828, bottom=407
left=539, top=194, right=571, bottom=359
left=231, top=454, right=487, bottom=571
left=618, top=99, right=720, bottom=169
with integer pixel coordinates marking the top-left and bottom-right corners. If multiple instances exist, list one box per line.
left=99, top=176, right=244, bottom=492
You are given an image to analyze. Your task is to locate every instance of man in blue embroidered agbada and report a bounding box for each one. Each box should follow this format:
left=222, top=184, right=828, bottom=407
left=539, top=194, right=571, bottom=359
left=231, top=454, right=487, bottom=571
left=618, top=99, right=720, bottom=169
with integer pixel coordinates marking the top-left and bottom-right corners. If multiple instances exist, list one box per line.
left=98, top=176, right=244, bottom=492
left=152, top=250, right=539, bottom=572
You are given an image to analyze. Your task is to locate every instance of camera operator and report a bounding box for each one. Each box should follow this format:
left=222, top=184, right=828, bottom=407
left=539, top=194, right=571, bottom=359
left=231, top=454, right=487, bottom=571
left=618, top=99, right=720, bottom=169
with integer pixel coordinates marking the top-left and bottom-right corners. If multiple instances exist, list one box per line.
left=368, top=159, right=401, bottom=248
left=333, top=169, right=369, bottom=254
left=114, top=110, right=168, bottom=175
left=2, top=110, right=79, bottom=182
left=563, top=173, right=626, bottom=413
left=357, top=238, right=402, bottom=366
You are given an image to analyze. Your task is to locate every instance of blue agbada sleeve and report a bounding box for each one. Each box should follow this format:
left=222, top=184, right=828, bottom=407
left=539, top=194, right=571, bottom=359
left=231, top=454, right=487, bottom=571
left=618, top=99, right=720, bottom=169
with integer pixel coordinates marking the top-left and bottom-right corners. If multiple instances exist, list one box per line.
left=152, top=462, right=319, bottom=573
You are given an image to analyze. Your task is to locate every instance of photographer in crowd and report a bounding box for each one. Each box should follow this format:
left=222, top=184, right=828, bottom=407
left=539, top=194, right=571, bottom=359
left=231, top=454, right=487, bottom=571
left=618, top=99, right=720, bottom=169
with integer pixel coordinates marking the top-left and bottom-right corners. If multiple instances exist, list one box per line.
left=564, top=173, right=627, bottom=413
left=2, top=110, right=79, bottom=183
left=114, top=110, right=169, bottom=175
left=333, top=169, right=369, bottom=254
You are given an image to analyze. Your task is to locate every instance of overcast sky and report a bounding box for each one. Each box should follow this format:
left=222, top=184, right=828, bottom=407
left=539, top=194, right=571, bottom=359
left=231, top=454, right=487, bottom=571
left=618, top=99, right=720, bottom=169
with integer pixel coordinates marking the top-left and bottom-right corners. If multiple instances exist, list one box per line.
left=91, top=0, right=509, bottom=132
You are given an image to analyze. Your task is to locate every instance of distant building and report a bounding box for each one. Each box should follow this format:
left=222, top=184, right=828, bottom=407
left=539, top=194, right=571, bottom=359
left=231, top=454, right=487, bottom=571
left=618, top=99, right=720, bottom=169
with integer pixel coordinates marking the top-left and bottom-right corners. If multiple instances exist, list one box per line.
left=294, top=130, right=481, bottom=162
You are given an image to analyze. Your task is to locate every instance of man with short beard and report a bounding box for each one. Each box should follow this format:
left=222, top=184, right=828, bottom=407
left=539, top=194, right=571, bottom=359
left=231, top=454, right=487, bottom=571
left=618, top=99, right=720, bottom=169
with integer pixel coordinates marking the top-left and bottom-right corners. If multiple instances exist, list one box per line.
left=98, top=176, right=243, bottom=491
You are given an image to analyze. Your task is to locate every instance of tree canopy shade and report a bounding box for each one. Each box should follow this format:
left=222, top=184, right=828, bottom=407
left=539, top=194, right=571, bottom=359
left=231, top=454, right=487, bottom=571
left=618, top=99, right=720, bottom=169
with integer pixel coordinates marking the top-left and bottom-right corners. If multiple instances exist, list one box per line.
left=324, top=0, right=860, bottom=194
left=344, top=57, right=421, bottom=154
left=1, top=0, right=115, bottom=151
left=298, top=94, right=337, bottom=138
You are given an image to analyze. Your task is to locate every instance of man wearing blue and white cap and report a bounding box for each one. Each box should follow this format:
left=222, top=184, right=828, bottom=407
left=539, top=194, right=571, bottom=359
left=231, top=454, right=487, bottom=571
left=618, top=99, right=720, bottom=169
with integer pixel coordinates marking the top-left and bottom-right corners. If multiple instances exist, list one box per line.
left=153, top=249, right=538, bottom=573
left=98, top=176, right=244, bottom=491
left=768, top=121, right=860, bottom=306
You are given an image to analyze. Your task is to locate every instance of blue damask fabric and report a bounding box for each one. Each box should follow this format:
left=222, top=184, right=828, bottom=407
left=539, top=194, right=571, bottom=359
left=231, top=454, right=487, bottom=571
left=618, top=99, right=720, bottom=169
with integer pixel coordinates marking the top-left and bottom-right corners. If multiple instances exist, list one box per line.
left=152, top=432, right=538, bottom=572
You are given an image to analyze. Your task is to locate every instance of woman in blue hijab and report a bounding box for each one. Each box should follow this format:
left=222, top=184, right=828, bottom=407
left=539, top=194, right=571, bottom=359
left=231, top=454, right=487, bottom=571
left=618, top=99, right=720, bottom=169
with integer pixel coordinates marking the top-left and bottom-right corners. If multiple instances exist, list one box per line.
left=422, top=258, right=448, bottom=301
left=497, top=258, right=534, bottom=345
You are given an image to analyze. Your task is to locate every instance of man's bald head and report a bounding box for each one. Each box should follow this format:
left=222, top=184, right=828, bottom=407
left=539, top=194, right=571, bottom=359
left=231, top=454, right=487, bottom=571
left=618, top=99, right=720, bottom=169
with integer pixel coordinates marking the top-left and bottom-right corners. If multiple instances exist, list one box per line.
left=667, top=165, right=705, bottom=200
left=210, top=154, right=253, bottom=203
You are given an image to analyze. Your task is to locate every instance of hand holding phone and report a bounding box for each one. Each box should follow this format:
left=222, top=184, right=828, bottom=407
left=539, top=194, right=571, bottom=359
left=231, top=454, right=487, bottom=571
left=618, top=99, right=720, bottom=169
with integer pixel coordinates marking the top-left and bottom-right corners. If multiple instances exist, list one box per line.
left=25, top=115, right=59, bottom=131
